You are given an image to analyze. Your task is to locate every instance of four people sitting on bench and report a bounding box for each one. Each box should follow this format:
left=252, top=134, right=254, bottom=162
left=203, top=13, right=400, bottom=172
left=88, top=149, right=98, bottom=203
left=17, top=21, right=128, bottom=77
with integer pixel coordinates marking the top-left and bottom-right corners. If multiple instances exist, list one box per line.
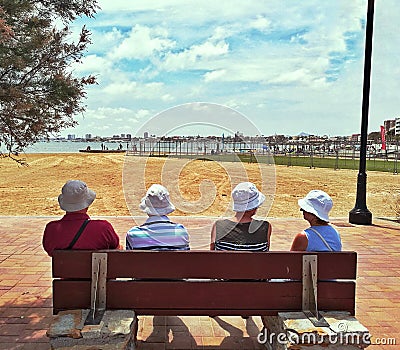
left=42, top=180, right=341, bottom=255
left=210, top=182, right=271, bottom=251
left=125, top=184, right=190, bottom=251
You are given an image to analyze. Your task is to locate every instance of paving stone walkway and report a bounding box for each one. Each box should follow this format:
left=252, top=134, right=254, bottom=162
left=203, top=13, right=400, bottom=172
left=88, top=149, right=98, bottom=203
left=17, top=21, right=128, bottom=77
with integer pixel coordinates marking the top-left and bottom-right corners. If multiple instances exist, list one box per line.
left=0, top=216, right=399, bottom=349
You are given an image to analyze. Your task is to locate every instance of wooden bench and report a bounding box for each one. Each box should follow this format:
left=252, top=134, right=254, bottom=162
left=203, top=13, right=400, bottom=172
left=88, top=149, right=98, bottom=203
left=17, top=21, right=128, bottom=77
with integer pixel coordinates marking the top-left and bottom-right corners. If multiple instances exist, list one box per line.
left=52, top=250, right=357, bottom=326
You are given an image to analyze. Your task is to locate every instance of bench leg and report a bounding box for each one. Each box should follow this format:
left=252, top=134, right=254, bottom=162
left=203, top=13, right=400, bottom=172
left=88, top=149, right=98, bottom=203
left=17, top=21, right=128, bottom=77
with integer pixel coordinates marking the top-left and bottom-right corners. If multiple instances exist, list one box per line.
left=133, top=314, right=139, bottom=348
left=260, top=317, right=275, bottom=350
left=126, top=314, right=139, bottom=350
left=262, top=336, right=272, bottom=350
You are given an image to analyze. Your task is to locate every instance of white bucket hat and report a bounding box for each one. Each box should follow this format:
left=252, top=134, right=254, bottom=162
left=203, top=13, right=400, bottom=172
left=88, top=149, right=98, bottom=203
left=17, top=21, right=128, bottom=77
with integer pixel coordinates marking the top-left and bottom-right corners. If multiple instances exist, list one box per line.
left=232, top=182, right=265, bottom=212
left=58, top=180, right=96, bottom=212
left=139, top=184, right=175, bottom=216
left=298, top=190, right=333, bottom=222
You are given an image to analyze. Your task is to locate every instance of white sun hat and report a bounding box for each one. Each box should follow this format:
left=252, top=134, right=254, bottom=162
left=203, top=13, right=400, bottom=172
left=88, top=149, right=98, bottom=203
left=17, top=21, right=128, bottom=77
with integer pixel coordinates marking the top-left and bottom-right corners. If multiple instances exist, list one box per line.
left=58, top=180, right=96, bottom=212
left=298, top=190, right=333, bottom=222
left=232, top=182, right=265, bottom=212
left=139, top=184, right=175, bottom=216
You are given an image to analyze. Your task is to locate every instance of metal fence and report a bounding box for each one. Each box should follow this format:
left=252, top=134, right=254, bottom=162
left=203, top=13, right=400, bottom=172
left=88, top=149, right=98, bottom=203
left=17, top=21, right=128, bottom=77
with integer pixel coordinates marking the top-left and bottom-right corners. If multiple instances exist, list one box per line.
left=126, top=139, right=399, bottom=174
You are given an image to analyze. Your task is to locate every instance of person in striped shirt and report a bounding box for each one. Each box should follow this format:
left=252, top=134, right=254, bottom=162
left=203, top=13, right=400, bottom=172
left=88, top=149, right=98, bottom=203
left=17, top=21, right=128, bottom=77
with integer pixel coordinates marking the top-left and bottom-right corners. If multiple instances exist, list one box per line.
left=210, top=182, right=271, bottom=251
left=126, top=184, right=190, bottom=251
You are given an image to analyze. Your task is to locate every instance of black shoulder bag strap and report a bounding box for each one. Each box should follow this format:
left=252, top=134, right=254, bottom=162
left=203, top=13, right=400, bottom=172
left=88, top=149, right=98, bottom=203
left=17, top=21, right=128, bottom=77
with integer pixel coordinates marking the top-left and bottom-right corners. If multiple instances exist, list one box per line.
left=65, top=219, right=90, bottom=250
left=140, top=220, right=174, bottom=226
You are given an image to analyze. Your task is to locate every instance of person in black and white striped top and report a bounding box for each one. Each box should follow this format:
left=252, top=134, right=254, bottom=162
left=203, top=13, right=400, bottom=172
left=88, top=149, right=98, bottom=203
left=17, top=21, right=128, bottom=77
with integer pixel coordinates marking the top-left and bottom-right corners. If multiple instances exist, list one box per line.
left=210, top=182, right=271, bottom=251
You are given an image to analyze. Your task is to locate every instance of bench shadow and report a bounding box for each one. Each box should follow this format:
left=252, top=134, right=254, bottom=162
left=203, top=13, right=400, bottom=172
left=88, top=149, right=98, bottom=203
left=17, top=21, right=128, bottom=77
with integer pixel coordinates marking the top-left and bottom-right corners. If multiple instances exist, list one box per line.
left=211, top=316, right=263, bottom=349
left=139, top=315, right=197, bottom=348
left=139, top=315, right=263, bottom=349
left=212, top=316, right=243, bottom=337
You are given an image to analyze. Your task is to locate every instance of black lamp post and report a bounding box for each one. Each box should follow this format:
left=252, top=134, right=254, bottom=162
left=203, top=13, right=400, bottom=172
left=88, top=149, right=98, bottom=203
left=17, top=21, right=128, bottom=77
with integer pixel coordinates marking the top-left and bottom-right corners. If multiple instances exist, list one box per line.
left=349, top=0, right=375, bottom=225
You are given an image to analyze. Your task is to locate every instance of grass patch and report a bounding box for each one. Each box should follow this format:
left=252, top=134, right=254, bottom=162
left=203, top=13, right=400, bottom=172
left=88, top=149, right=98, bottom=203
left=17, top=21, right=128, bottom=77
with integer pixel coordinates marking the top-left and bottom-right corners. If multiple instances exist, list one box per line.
left=272, top=155, right=399, bottom=173
left=142, top=153, right=399, bottom=173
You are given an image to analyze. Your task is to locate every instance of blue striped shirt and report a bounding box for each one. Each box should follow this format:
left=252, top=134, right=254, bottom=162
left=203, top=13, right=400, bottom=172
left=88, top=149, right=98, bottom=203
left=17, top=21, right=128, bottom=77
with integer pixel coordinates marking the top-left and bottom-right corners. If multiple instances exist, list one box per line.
left=126, top=216, right=190, bottom=251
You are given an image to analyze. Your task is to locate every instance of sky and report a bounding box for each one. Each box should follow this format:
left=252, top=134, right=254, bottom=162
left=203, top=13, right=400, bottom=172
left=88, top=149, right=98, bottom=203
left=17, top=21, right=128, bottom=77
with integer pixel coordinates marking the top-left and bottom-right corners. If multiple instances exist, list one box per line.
left=62, top=0, right=400, bottom=138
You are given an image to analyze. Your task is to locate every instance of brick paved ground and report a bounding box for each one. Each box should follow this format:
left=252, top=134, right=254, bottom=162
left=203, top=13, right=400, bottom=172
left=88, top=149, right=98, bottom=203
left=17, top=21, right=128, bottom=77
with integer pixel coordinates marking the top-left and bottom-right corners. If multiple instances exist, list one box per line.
left=0, top=216, right=399, bottom=349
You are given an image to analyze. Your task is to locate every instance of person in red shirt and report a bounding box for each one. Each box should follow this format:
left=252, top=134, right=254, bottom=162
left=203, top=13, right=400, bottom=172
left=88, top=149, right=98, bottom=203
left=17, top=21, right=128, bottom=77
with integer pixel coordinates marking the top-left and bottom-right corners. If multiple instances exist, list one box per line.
left=43, top=180, right=120, bottom=257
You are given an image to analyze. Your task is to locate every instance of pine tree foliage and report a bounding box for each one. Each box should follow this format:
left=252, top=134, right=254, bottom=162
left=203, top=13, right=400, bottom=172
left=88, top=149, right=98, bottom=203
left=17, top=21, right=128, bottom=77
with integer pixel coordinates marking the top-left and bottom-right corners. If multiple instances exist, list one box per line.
left=0, top=0, right=99, bottom=160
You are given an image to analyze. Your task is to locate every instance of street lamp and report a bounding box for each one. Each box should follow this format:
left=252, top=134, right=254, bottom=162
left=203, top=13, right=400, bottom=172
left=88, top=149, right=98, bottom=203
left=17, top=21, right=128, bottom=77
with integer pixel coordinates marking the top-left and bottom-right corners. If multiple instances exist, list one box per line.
left=349, top=0, right=375, bottom=225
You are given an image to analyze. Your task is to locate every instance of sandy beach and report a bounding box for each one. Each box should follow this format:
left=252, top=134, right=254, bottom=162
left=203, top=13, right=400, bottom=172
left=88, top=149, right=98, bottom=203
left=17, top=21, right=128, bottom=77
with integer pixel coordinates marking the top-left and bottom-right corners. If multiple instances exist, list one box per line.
left=0, top=153, right=398, bottom=218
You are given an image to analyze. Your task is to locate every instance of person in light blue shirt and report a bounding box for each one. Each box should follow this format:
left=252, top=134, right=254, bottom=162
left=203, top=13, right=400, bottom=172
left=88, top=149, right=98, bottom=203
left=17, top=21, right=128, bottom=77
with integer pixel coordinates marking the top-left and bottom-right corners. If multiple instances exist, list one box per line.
left=290, top=190, right=342, bottom=252
left=126, top=184, right=190, bottom=251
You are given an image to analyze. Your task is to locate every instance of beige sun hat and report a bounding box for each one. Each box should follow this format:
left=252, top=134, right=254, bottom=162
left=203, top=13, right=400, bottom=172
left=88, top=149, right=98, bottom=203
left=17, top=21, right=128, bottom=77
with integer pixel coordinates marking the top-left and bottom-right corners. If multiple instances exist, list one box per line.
left=139, top=184, right=175, bottom=216
left=58, top=180, right=96, bottom=212
left=231, top=182, right=265, bottom=212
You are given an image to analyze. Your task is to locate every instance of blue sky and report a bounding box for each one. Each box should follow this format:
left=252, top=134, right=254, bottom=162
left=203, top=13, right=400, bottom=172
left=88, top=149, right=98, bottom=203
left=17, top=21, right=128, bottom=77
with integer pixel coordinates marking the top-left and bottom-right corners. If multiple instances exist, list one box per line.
left=63, top=0, right=400, bottom=138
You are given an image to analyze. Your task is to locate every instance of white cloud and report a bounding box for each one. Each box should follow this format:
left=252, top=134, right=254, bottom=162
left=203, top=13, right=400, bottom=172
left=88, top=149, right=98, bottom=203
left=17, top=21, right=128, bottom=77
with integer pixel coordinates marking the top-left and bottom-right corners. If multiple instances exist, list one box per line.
left=269, top=68, right=313, bottom=85
left=87, top=107, right=140, bottom=120
left=96, top=1, right=278, bottom=23
left=136, top=109, right=152, bottom=119
left=368, top=0, right=400, bottom=130
left=74, top=54, right=112, bottom=74
left=211, top=26, right=233, bottom=41
left=161, top=40, right=229, bottom=71
left=102, top=81, right=138, bottom=95
left=65, top=107, right=152, bottom=136
left=87, top=27, right=125, bottom=55
left=104, top=27, right=124, bottom=42
left=110, top=24, right=175, bottom=60
left=161, top=94, right=174, bottom=102
left=204, top=69, right=227, bottom=82
left=103, top=81, right=165, bottom=99
left=249, top=16, right=271, bottom=32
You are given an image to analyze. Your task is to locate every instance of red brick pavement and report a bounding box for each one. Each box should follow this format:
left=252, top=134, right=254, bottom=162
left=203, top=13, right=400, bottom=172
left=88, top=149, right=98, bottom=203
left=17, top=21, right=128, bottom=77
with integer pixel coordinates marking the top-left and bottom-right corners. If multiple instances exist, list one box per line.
left=0, top=216, right=399, bottom=349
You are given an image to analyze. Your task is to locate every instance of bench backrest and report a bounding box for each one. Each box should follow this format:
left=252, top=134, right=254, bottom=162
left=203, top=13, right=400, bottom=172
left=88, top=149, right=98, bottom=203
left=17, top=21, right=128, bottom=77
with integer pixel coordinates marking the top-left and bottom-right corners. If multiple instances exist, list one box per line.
left=52, top=250, right=357, bottom=316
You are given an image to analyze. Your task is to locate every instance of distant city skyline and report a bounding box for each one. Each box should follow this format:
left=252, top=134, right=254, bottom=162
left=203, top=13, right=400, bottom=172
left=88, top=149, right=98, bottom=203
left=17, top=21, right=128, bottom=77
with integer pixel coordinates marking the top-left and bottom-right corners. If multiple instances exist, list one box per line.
left=59, top=129, right=377, bottom=140
left=60, top=1, right=400, bottom=138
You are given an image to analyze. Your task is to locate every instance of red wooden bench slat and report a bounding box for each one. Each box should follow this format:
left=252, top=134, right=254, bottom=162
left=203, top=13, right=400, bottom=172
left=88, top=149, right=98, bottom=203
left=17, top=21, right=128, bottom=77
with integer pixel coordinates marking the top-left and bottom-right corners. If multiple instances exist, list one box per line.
left=318, top=281, right=355, bottom=312
left=52, top=250, right=357, bottom=280
left=53, top=280, right=355, bottom=315
left=53, top=280, right=90, bottom=311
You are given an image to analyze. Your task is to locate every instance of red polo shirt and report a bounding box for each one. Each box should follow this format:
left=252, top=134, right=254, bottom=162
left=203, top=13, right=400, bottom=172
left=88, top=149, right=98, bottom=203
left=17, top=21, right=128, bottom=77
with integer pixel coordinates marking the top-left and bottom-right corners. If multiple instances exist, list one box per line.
left=43, top=212, right=120, bottom=257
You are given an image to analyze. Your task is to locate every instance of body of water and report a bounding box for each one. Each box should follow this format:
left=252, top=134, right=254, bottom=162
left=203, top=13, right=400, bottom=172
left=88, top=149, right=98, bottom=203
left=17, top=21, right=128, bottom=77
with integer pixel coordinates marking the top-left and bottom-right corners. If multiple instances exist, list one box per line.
left=22, top=141, right=130, bottom=153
